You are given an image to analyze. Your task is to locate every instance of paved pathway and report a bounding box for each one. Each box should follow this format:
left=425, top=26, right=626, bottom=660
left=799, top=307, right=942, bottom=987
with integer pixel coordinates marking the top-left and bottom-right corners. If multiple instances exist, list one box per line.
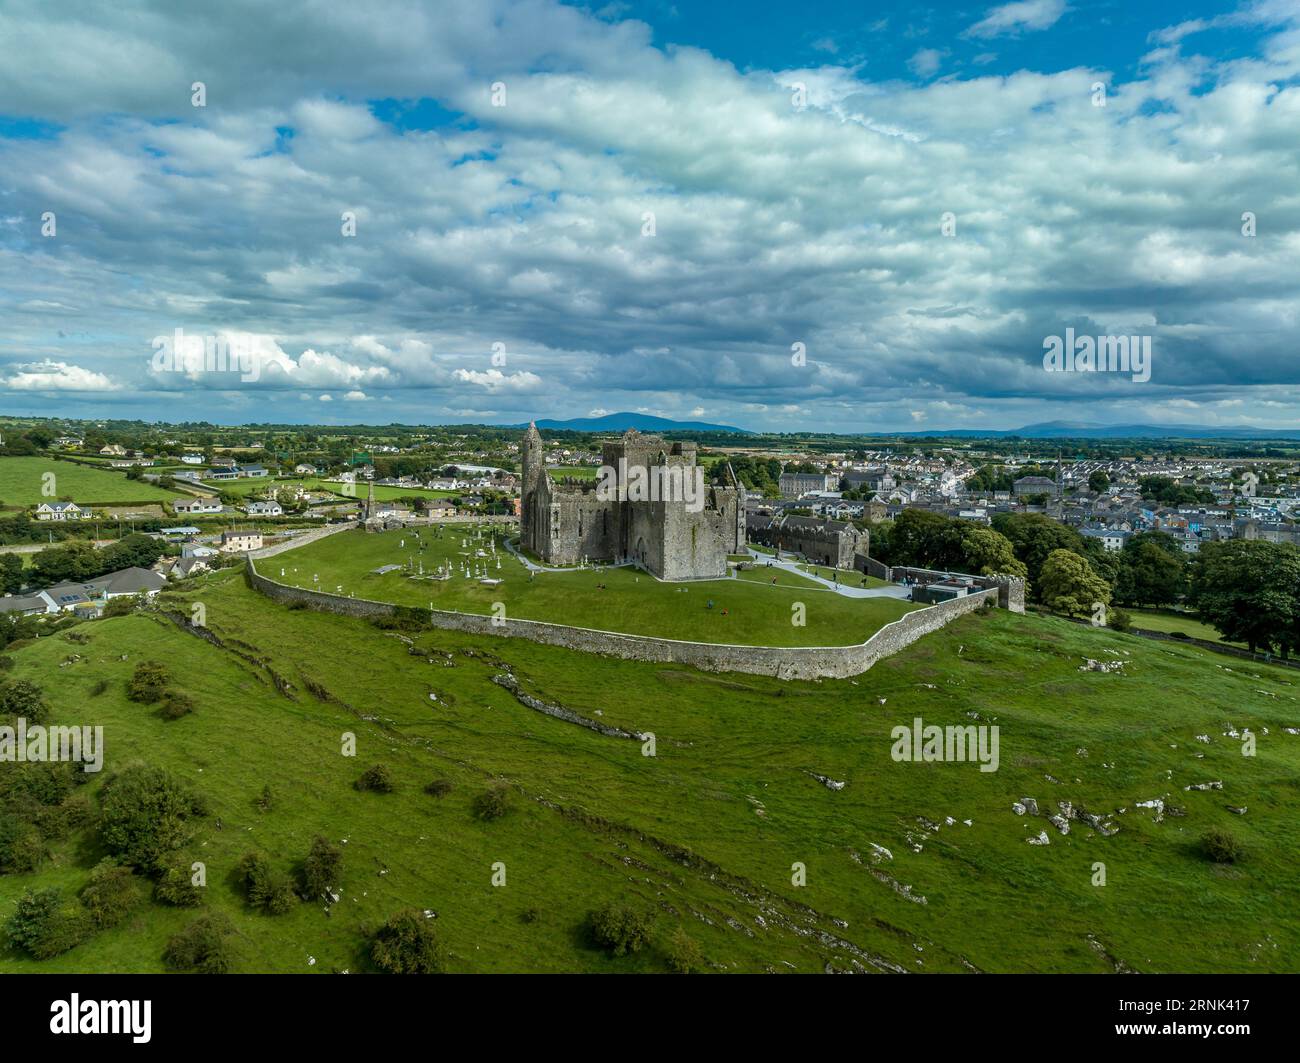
left=739, top=548, right=912, bottom=600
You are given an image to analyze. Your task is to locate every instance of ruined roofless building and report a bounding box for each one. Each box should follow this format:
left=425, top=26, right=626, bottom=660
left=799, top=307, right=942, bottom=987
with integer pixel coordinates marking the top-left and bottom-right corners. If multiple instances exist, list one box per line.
left=520, top=424, right=745, bottom=580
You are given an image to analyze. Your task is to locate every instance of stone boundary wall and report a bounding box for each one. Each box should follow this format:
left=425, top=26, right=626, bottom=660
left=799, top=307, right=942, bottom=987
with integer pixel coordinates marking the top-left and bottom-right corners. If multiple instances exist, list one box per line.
left=886, top=565, right=1025, bottom=613
left=249, top=521, right=358, bottom=560
left=855, top=553, right=891, bottom=580
left=245, top=542, right=1002, bottom=679
left=399, top=514, right=518, bottom=526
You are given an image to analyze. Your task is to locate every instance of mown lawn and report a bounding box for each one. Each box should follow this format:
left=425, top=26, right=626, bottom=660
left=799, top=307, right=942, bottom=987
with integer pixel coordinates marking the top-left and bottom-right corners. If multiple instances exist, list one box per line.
left=2, top=571, right=1298, bottom=973
left=280, top=526, right=918, bottom=647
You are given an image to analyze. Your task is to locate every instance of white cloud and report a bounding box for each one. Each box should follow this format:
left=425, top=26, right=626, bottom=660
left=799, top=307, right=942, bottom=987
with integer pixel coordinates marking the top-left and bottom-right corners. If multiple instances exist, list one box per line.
left=908, top=49, right=944, bottom=78
left=453, top=368, right=543, bottom=392
left=1, top=360, right=118, bottom=391
left=965, top=0, right=1068, bottom=40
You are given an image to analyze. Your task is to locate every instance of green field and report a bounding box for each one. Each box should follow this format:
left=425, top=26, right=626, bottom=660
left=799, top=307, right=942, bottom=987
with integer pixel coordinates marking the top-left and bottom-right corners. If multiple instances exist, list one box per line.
left=0, top=457, right=182, bottom=506
left=547, top=466, right=599, bottom=480
left=797, top=563, right=892, bottom=589
left=2, top=569, right=1298, bottom=973
left=733, top=562, right=828, bottom=589
left=280, top=526, right=917, bottom=647
left=301, top=478, right=458, bottom=502
left=1127, top=608, right=1246, bottom=647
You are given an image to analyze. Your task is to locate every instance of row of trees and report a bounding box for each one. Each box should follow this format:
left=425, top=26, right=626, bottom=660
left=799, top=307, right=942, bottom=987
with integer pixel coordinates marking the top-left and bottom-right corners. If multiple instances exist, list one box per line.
left=872, top=508, right=1300, bottom=654
left=26, top=533, right=167, bottom=587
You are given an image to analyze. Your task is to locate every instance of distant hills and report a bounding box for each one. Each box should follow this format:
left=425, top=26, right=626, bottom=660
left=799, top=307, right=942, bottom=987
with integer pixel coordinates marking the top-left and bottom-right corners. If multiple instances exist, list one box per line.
left=509, top=414, right=1300, bottom=441
left=886, top=421, right=1300, bottom=440
left=515, top=412, right=751, bottom=435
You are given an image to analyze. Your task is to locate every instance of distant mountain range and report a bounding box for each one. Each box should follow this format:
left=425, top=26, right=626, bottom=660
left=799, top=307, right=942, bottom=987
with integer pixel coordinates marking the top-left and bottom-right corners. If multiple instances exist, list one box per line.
left=515, top=412, right=751, bottom=434
left=884, top=421, right=1300, bottom=440
left=510, top=414, right=1300, bottom=441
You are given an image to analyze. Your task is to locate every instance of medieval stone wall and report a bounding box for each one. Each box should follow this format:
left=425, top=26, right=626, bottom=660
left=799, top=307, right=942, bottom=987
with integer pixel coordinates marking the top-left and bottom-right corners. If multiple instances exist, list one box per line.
left=247, top=521, right=358, bottom=561
left=246, top=552, right=1002, bottom=680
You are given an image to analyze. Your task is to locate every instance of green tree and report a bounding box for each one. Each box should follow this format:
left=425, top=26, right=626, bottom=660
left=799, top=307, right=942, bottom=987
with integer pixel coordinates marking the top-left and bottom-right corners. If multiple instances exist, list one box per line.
left=163, top=913, right=235, bottom=973
left=0, top=678, right=50, bottom=723
left=588, top=902, right=654, bottom=956
left=301, top=836, right=343, bottom=899
left=236, top=852, right=297, bottom=914
left=1038, top=549, right=1111, bottom=617
left=79, top=860, right=145, bottom=929
left=961, top=527, right=1028, bottom=578
left=1115, top=532, right=1186, bottom=607
left=126, top=661, right=169, bottom=703
left=5, top=888, right=91, bottom=959
left=1088, top=470, right=1111, bottom=493
left=371, top=909, right=448, bottom=973
left=991, top=513, right=1086, bottom=598
left=99, top=764, right=204, bottom=872
left=888, top=510, right=967, bottom=571
left=0, top=554, right=24, bottom=594
left=1190, top=540, right=1300, bottom=655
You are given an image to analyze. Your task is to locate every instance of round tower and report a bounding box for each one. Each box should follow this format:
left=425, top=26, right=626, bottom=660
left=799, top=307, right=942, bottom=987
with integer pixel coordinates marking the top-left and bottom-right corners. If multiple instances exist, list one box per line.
left=522, top=421, right=542, bottom=496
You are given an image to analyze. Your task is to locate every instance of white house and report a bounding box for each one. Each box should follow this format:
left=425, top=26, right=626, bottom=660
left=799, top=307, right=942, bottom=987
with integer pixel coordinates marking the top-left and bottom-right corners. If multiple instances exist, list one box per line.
left=34, top=501, right=91, bottom=522
left=173, top=498, right=223, bottom=515
left=1080, top=527, right=1132, bottom=552
left=180, top=454, right=205, bottom=465
left=245, top=500, right=283, bottom=517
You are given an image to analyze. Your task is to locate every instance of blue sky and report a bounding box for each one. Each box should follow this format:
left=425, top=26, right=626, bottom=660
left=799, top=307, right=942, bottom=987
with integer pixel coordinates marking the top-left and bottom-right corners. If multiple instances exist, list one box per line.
left=2, top=0, right=1300, bottom=432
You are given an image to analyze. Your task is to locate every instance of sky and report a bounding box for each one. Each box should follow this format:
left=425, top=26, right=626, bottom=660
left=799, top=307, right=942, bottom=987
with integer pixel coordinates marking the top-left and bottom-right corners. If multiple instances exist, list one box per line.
left=2, top=0, right=1300, bottom=433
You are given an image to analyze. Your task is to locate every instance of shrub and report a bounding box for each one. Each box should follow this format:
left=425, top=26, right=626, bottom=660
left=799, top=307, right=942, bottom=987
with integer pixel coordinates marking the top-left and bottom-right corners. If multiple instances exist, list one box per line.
left=79, top=860, right=144, bottom=929
left=301, top=836, right=343, bottom=899
left=355, top=764, right=394, bottom=793
left=520, top=907, right=540, bottom=924
left=159, top=690, right=195, bottom=720
left=472, top=783, right=511, bottom=821
left=1107, top=609, right=1133, bottom=632
left=33, top=792, right=95, bottom=841
left=370, top=909, right=447, bottom=973
left=99, top=763, right=204, bottom=872
left=89, top=678, right=108, bottom=697
left=0, top=679, right=49, bottom=724
left=424, top=778, right=453, bottom=798
left=588, top=903, right=654, bottom=956
left=1201, top=827, right=1245, bottom=864
left=126, top=661, right=169, bottom=704
left=664, top=925, right=704, bottom=973
left=5, top=888, right=92, bottom=959
left=255, top=785, right=274, bottom=812
left=103, top=595, right=141, bottom=618
left=236, top=852, right=297, bottom=914
left=154, top=860, right=204, bottom=907
left=0, top=655, right=14, bottom=671
left=0, top=818, right=46, bottom=874
left=163, top=913, right=234, bottom=973
left=0, top=761, right=72, bottom=809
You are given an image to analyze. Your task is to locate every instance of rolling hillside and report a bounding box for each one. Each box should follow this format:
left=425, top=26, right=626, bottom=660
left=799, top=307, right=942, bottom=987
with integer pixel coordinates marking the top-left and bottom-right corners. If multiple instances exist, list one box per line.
left=1, top=570, right=1298, bottom=973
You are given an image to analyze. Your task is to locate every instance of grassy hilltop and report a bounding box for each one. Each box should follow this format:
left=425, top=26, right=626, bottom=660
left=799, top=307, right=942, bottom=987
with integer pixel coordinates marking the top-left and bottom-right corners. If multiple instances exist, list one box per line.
left=1, top=566, right=1298, bottom=973
left=280, top=526, right=917, bottom=647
